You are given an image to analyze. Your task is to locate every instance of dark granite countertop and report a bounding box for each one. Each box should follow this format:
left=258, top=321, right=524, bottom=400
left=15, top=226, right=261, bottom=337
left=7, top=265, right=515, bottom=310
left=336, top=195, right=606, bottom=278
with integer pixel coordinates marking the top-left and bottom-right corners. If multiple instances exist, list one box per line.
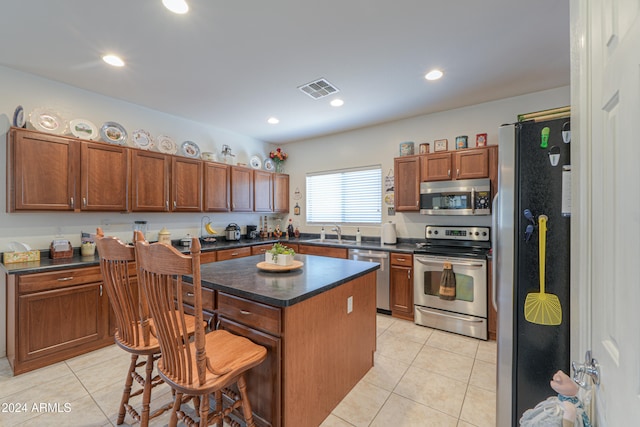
left=1, top=236, right=416, bottom=275
left=188, top=254, right=380, bottom=307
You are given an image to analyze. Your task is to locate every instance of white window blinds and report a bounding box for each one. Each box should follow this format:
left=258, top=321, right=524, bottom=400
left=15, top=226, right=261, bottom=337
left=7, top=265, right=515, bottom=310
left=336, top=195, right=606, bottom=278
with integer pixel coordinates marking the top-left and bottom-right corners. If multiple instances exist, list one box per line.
left=306, top=166, right=382, bottom=224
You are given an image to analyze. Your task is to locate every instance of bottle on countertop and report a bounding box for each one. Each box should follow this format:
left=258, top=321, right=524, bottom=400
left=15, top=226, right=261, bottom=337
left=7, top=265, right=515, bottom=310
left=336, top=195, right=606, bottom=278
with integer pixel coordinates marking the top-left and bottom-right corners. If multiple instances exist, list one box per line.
left=356, top=227, right=362, bottom=243
left=287, top=218, right=295, bottom=238
left=320, top=227, right=325, bottom=241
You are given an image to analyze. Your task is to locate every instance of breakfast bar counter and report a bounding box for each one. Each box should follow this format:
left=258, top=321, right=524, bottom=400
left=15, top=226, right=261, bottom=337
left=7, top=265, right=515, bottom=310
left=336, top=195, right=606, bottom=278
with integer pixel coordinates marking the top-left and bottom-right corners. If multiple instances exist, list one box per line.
left=189, top=254, right=379, bottom=427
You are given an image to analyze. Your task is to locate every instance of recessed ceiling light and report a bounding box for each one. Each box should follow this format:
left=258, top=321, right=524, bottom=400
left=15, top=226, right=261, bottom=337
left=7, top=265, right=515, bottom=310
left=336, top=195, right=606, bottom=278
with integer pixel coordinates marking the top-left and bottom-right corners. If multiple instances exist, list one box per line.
left=102, top=54, right=125, bottom=67
left=267, top=117, right=280, bottom=125
left=162, top=0, right=189, bottom=14
left=425, top=69, right=444, bottom=81
left=330, top=99, right=344, bottom=107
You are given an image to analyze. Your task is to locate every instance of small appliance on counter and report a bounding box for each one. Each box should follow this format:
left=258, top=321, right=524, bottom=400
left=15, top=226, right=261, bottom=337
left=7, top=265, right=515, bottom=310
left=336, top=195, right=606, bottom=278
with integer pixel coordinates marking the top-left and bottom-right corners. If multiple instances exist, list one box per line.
left=133, top=220, right=148, bottom=241
left=246, top=225, right=258, bottom=239
left=381, top=221, right=397, bottom=244
left=225, top=223, right=241, bottom=241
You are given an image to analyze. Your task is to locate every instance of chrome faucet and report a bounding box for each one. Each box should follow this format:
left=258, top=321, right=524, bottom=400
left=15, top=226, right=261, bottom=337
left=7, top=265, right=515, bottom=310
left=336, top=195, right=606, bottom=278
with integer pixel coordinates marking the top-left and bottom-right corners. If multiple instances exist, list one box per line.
left=331, top=224, right=342, bottom=241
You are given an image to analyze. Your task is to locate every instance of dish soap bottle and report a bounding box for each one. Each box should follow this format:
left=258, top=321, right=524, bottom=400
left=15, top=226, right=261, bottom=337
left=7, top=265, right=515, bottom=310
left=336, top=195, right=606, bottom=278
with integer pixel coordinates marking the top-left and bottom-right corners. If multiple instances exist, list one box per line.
left=356, top=227, right=362, bottom=243
left=320, top=227, right=325, bottom=241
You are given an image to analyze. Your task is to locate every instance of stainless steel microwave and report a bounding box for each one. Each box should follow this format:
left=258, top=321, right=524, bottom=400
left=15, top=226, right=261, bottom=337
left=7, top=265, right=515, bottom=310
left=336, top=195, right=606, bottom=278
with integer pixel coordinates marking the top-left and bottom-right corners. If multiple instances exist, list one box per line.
left=419, top=178, right=491, bottom=215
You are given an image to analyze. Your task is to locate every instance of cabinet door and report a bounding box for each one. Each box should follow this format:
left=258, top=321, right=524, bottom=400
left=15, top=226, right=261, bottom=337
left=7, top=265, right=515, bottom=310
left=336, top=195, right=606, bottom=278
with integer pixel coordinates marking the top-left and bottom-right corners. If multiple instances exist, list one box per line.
left=421, top=152, right=452, bottom=181
left=8, top=128, right=77, bottom=211
left=203, top=162, right=230, bottom=212
left=254, top=170, right=273, bottom=212
left=216, top=246, right=252, bottom=261
left=273, top=173, right=289, bottom=213
left=394, top=156, right=420, bottom=211
left=454, top=148, right=489, bottom=180
left=230, top=166, right=254, bottom=212
left=18, top=282, right=109, bottom=363
left=251, top=244, right=274, bottom=255
left=171, top=157, right=203, bottom=212
left=130, top=150, right=170, bottom=211
left=218, top=317, right=281, bottom=427
left=298, top=244, right=348, bottom=259
left=80, top=142, right=129, bottom=211
left=390, top=265, right=414, bottom=321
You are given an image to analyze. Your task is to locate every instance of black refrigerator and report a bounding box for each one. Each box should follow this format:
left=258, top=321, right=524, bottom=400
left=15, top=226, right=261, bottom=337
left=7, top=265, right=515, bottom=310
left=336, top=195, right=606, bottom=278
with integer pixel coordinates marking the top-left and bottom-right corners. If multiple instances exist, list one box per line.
left=494, top=115, right=571, bottom=426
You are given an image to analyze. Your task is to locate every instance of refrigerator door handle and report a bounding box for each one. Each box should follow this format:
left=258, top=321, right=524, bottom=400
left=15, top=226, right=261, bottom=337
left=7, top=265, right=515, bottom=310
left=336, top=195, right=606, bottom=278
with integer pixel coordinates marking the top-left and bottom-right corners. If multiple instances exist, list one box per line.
left=491, top=192, right=499, bottom=312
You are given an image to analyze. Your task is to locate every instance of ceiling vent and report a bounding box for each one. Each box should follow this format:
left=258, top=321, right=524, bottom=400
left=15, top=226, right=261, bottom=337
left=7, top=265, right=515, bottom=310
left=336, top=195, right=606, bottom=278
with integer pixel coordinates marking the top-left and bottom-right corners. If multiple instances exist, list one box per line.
left=298, top=78, right=340, bottom=99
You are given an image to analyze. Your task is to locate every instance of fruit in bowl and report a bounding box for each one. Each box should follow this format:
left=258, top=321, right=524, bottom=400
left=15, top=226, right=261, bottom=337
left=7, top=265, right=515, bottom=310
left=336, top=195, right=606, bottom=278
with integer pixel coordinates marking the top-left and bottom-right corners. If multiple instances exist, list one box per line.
left=265, top=243, right=295, bottom=266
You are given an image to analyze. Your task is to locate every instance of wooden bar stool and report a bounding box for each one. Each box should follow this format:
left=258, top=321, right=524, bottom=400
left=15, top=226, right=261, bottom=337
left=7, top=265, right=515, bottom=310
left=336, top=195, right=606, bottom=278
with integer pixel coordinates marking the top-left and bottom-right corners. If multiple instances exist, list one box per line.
left=134, top=233, right=267, bottom=427
left=95, top=228, right=195, bottom=426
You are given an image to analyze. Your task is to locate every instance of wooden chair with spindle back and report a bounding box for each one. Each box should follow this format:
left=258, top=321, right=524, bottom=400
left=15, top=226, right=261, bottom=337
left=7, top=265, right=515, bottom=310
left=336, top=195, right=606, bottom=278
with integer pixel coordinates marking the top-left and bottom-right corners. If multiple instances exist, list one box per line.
left=95, top=228, right=194, bottom=426
left=134, top=232, right=267, bottom=427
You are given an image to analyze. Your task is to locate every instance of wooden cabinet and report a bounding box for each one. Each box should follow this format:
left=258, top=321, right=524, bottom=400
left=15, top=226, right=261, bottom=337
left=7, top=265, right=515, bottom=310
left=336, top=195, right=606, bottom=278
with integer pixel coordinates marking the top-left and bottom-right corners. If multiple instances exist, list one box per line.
left=203, top=162, right=230, bottom=212
left=253, top=170, right=273, bottom=212
left=217, top=292, right=282, bottom=427
left=453, top=148, right=490, bottom=180
left=390, top=253, right=414, bottom=321
left=421, top=152, right=453, bottom=181
left=230, top=166, right=254, bottom=212
left=216, top=246, right=252, bottom=261
left=488, top=257, right=497, bottom=340
left=273, top=173, right=289, bottom=213
left=420, top=146, right=493, bottom=182
left=130, top=150, right=171, bottom=211
left=7, top=127, right=128, bottom=212
left=298, top=244, right=348, bottom=259
left=201, top=251, right=218, bottom=264
left=394, top=155, right=420, bottom=211
left=251, top=244, right=274, bottom=255
left=6, top=266, right=113, bottom=375
left=171, top=156, right=203, bottom=212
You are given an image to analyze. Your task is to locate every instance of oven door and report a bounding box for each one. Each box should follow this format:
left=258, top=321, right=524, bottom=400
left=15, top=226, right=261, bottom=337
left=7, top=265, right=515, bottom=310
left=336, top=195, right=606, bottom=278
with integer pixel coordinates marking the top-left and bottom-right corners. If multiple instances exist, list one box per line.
left=413, top=254, right=487, bottom=318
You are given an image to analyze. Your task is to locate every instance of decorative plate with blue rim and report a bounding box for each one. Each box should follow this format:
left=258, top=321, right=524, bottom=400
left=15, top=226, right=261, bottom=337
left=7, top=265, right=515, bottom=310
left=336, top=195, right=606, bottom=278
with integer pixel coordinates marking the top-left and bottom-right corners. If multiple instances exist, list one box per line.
left=181, top=140, right=201, bottom=158
left=100, top=121, right=128, bottom=145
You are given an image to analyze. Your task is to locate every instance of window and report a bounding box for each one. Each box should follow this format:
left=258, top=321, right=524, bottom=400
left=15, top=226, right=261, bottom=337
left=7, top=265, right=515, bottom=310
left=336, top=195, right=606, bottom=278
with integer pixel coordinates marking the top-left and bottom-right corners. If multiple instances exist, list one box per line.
left=306, top=166, right=382, bottom=224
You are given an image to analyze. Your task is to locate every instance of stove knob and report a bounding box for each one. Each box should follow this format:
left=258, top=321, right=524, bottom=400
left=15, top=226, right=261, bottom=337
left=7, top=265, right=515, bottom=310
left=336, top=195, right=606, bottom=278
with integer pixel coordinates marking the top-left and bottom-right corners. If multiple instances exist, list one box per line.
left=475, top=231, right=479, bottom=236
left=427, top=230, right=432, bottom=235
left=434, top=230, right=438, bottom=235
left=483, top=231, right=487, bottom=236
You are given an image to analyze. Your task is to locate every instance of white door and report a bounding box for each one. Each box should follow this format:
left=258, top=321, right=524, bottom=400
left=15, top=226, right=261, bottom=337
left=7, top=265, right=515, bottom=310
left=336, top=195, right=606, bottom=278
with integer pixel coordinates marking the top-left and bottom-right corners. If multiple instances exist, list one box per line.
left=572, top=0, right=640, bottom=424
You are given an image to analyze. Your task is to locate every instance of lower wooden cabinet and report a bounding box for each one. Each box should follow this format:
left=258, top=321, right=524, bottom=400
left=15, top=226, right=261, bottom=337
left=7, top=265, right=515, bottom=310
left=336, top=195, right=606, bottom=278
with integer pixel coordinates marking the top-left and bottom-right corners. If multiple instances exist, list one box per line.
left=390, top=253, right=414, bottom=321
left=6, top=266, right=113, bottom=375
left=216, top=246, right=252, bottom=261
left=298, top=244, right=348, bottom=259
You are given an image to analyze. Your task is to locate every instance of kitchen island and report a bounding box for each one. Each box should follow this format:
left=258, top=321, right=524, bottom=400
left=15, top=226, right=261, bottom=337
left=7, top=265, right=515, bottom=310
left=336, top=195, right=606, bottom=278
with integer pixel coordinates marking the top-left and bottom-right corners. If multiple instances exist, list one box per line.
left=189, top=254, right=379, bottom=427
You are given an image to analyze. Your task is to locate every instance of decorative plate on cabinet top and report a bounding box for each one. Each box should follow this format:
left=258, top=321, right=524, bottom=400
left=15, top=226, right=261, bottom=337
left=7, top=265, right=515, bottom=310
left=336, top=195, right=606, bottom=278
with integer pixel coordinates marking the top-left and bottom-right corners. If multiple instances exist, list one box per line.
left=69, top=118, right=98, bottom=140
left=181, top=140, right=201, bottom=158
left=13, top=105, right=26, bottom=128
left=250, top=155, right=262, bottom=169
left=263, top=158, right=274, bottom=171
left=156, top=135, right=178, bottom=154
left=131, top=129, right=154, bottom=150
left=29, top=108, right=68, bottom=135
left=100, top=121, right=128, bottom=145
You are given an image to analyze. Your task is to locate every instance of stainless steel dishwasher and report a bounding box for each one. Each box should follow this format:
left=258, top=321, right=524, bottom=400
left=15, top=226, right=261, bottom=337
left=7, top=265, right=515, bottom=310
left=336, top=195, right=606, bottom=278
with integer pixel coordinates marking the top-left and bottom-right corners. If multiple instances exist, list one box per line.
left=348, top=249, right=390, bottom=312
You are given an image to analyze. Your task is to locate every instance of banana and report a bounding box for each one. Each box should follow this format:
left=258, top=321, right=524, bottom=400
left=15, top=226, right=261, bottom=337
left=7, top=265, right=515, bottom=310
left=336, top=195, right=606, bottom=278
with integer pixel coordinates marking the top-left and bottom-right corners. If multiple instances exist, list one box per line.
left=205, top=222, right=217, bottom=235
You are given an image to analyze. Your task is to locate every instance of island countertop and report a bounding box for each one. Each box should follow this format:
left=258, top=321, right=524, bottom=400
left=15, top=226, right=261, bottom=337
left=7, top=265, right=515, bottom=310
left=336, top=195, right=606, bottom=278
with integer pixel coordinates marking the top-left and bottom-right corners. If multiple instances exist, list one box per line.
left=189, top=253, right=380, bottom=307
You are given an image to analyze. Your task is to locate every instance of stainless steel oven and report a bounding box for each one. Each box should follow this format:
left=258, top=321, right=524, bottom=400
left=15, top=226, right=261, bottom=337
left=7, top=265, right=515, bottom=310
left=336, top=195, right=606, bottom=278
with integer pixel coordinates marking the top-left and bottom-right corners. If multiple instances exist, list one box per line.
left=413, top=226, right=490, bottom=340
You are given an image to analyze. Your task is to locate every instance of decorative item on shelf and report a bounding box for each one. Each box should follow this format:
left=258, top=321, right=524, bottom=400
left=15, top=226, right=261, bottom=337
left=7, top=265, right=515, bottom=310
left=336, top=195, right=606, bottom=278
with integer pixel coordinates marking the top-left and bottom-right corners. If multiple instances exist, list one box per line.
left=221, top=144, right=236, bottom=164
left=455, top=135, right=468, bottom=149
left=274, top=223, right=283, bottom=238
left=434, top=139, right=448, bottom=152
left=419, top=143, right=430, bottom=154
left=13, top=105, right=26, bottom=128
left=287, top=218, right=295, bottom=238
left=201, top=151, right=216, bottom=161
left=269, top=147, right=288, bottom=173
left=293, top=187, right=302, bottom=200
left=475, top=133, right=487, bottom=147
left=399, top=141, right=415, bottom=156
left=294, top=226, right=300, bottom=238
left=294, top=202, right=301, bottom=215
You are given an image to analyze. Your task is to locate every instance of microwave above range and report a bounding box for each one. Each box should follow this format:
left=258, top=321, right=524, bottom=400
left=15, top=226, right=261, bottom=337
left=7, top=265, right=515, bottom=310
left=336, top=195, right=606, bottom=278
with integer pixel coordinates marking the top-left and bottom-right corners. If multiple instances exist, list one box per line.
left=419, top=178, right=491, bottom=216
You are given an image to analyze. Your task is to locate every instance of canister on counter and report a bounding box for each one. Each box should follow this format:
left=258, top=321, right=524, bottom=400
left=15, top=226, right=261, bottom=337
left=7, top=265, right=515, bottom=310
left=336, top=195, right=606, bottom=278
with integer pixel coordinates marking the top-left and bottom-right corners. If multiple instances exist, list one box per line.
left=399, top=141, right=415, bottom=156
left=158, top=227, right=171, bottom=245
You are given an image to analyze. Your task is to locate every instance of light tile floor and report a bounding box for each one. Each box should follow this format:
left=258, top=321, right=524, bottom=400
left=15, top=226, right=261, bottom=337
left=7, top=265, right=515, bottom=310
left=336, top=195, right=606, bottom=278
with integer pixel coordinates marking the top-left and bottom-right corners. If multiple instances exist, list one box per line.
left=0, top=315, right=496, bottom=426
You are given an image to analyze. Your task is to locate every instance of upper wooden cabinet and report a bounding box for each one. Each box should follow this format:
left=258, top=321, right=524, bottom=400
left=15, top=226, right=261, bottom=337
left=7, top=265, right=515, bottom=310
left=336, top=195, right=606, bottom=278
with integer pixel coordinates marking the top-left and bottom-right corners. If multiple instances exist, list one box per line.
left=230, top=166, right=254, bottom=212
left=421, top=152, right=453, bottom=181
left=394, top=156, right=420, bottom=212
left=420, top=146, right=493, bottom=182
left=254, top=169, right=273, bottom=212
left=203, top=162, right=230, bottom=212
left=171, top=157, right=203, bottom=212
left=273, top=173, right=289, bottom=213
left=7, top=128, right=128, bottom=212
left=130, top=150, right=171, bottom=212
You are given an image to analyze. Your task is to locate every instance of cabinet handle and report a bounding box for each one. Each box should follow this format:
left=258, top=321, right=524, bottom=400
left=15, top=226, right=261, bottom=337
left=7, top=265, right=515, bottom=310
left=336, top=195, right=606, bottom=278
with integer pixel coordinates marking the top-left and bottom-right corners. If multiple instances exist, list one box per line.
left=70, top=197, right=74, bottom=208
left=82, top=197, right=87, bottom=207
left=57, top=277, right=74, bottom=282
left=397, top=257, right=406, bottom=262
left=186, top=292, right=194, bottom=297
left=456, top=168, right=460, bottom=177
left=232, top=203, right=235, bottom=209
left=447, top=169, right=451, bottom=177
left=407, top=270, right=411, bottom=279
left=99, top=284, right=103, bottom=297
left=165, top=201, right=169, bottom=210
left=240, top=310, right=251, bottom=315
left=231, top=252, right=239, bottom=256
left=173, top=201, right=177, bottom=209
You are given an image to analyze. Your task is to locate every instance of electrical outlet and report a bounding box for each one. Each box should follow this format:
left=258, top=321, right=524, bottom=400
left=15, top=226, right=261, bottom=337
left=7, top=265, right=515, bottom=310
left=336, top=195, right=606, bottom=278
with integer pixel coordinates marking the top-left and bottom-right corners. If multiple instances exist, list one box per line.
left=347, top=296, right=353, bottom=314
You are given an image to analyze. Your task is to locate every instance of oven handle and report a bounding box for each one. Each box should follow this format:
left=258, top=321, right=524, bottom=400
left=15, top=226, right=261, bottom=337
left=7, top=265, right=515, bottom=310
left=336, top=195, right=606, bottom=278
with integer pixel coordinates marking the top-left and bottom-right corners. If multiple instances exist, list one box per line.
left=491, top=192, right=499, bottom=312
left=414, top=257, right=484, bottom=269
left=416, top=306, right=484, bottom=323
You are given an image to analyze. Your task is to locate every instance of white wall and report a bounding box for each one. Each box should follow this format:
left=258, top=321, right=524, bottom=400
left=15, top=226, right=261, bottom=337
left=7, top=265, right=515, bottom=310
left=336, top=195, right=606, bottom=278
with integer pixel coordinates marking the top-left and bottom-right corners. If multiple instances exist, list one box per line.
left=278, top=86, right=570, bottom=240
left=0, top=65, right=274, bottom=250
